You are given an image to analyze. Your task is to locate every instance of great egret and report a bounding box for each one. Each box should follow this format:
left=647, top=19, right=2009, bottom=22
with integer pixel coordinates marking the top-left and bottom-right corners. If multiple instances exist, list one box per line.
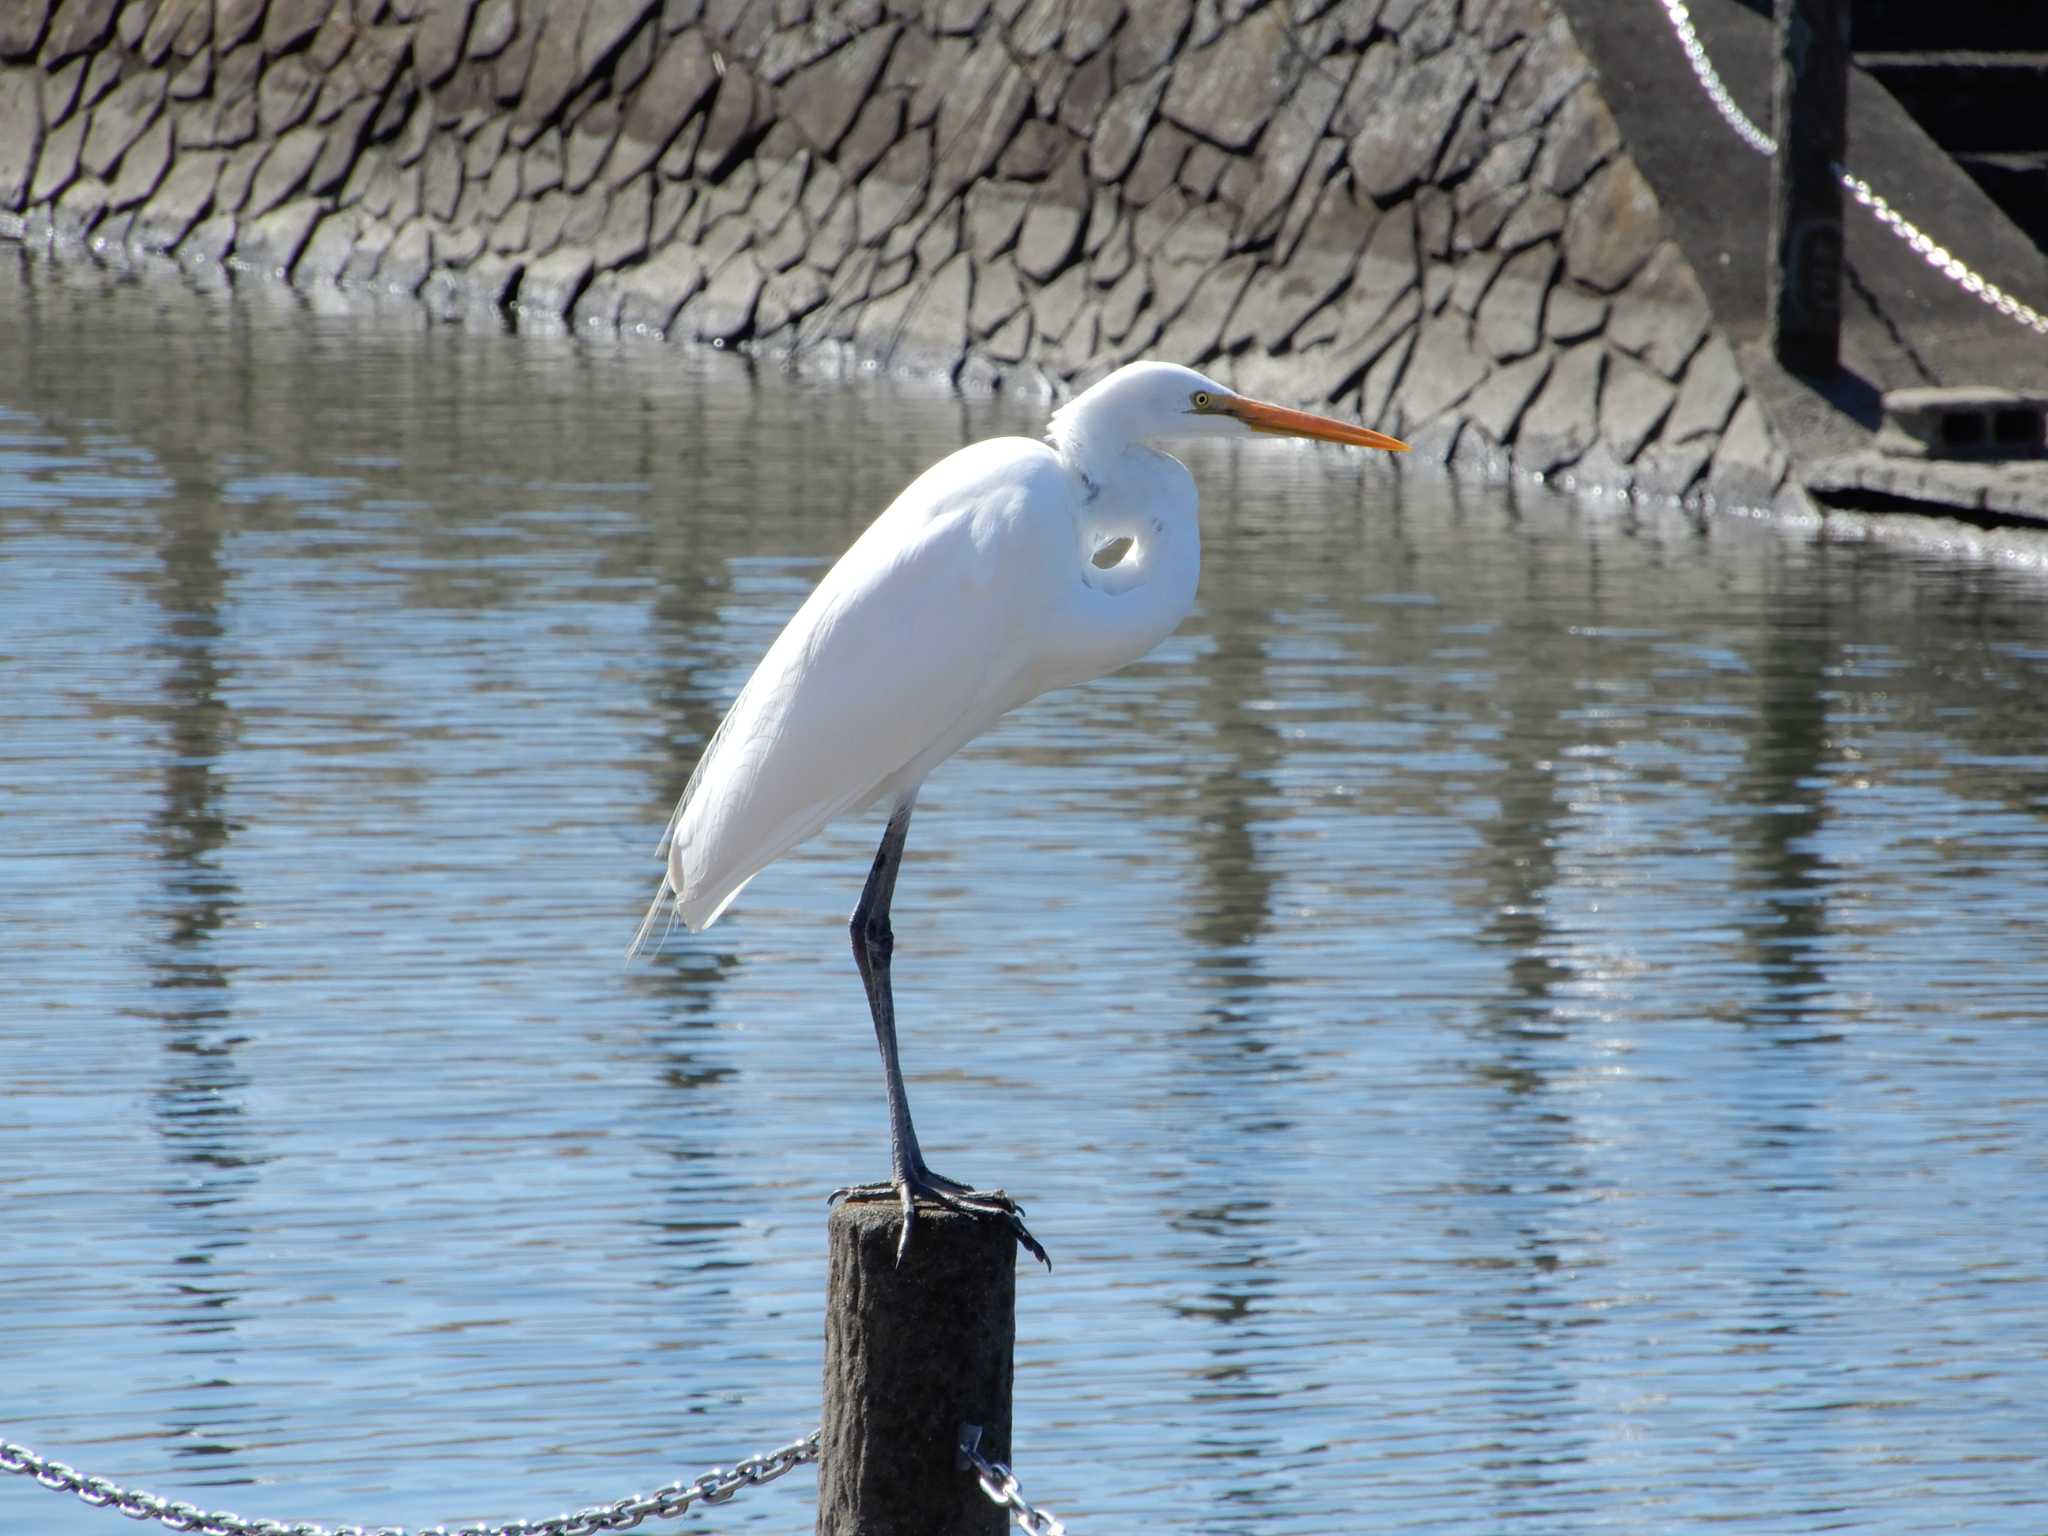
left=632, top=360, right=1408, bottom=1264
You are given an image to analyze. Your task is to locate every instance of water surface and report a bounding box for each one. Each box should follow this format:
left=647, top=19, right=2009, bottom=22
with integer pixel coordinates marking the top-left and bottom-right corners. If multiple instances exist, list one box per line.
left=4, top=250, right=2048, bottom=1534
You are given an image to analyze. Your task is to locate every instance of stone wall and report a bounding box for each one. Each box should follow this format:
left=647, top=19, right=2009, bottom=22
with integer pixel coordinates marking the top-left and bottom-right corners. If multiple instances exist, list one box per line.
left=0, top=0, right=1784, bottom=508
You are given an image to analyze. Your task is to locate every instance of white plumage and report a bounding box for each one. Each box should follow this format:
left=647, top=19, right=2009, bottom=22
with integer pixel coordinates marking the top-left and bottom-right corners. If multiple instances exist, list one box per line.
left=630, top=360, right=1407, bottom=1262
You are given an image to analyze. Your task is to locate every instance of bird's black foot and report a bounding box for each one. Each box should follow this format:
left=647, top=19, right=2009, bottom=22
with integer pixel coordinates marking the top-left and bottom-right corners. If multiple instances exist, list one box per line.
left=832, top=1171, right=1050, bottom=1270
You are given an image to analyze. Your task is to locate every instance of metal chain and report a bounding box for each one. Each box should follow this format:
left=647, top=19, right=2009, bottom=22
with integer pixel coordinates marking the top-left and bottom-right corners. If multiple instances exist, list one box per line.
left=1653, top=0, right=1778, bottom=155
left=1651, top=0, right=2048, bottom=337
left=0, top=1431, right=820, bottom=1536
left=958, top=1428, right=1068, bottom=1536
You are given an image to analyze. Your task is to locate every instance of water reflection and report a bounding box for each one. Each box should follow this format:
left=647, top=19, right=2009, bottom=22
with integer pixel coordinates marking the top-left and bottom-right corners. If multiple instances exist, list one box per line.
left=6, top=248, right=2048, bottom=1534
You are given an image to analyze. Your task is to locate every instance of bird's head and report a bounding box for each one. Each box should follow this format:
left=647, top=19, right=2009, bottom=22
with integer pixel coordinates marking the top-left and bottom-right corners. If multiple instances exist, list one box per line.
left=1048, top=361, right=1410, bottom=457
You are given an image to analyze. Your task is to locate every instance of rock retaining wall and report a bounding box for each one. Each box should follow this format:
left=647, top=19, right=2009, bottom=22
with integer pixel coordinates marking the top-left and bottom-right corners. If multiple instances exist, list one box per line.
left=0, top=0, right=1787, bottom=508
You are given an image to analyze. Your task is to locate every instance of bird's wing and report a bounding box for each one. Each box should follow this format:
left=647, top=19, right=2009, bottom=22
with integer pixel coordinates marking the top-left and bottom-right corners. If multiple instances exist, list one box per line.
left=645, top=437, right=1078, bottom=938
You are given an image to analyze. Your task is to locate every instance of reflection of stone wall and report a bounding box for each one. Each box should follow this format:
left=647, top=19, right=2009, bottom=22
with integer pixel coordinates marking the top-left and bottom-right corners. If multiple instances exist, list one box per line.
left=0, top=0, right=1783, bottom=507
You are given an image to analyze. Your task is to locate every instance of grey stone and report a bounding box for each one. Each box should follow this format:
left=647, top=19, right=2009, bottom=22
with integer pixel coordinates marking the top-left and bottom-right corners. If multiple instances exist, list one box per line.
left=238, top=196, right=323, bottom=275
left=784, top=22, right=897, bottom=156
left=594, top=172, right=650, bottom=267
left=528, top=186, right=571, bottom=251
left=1599, top=352, right=1676, bottom=461
left=1542, top=281, right=1606, bottom=344
left=1705, top=397, right=1786, bottom=509
left=257, top=56, right=321, bottom=137
left=1087, top=74, right=1162, bottom=184
left=381, top=216, right=433, bottom=291
left=479, top=148, right=521, bottom=220
left=0, top=68, right=42, bottom=209
left=0, top=1, right=51, bottom=60
left=1489, top=14, right=1587, bottom=138
left=1447, top=247, right=1502, bottom=317
left=1474, top=241, right=1552, bottom=360
left=687, top=249, right=765, bottom=340
left=489, top=198, right=531, bottom=251
left=1663, top=333, right=1743, bottom=443
left=1015, top=193, right=1086, bottom=282
left=1401, top=313, right=1489, bottom=421
left=1452, top=131, right=1536, bottom=244
left=294, top=208, right=363, bottom=284
left=1632, top=440, right=1710, bottom=500
left=1517, top=340, right=1604, bottom=471
left=1606, top=241, right=1709, bottom=378
left=27, top=107, right=83, bottom=203
left=75, top=47, right=118, bottom=115
left=617, top=243, right=703, bottom=331
left=520, top=0, right=594, bottom=125
left=351, top=25, right=412, bottom=96
left=420, top=131, right=462, bottom=219
left=984, top=306, right=1031, bottom=364
left=1112, top=0, right=1189, bottom=81
left=997, top=118, right=1065, bottom=183
left=1561, top=157, right=1660, bottom=293
left=52, top=174, right=107, bottom=238
left=563, top=125, right=615, bottom=193
left=834, top=86, right=902, bottom=182
left=263, top=0, right=332, bottom=55
left=340, top=216, right=395, bottom=284
left=1534, top=80, right=1619, bottom=196
left=213, top=140, right=266, bottom=212
left=1463, top=349, right=1551, bottom=442
left=969, top=256, right=1025, bottom=336
left=436, top=220, right=485, bottom=265
left=695, top=58, right=766, bottom=181
left=309, top=97, right=377, bottom=196
left=962, top=179, right=1026, bottom=258
left=523, top=128, right=563, bottom=195
left=40, top=55, right=82, bottom=124
left=469, top=0, right=517, bottom=59
left=1348, top=44, right=1473, bottom=203
left=1161, top=6, right=1290, bottom=153
left=168, top=47, right=211, bottom=99
left=1242, top=251, right=1350, bottom=352
left=933, top=33, right=1031, bottom=195
left=1302, top=284, right=1418, bottom=410
left=1496, top=188, right=1563, bottom=251
left=464, top=250, right=523, bottom=306
left=1100, top=262, right=1149, bottom=343
left=79, top=70, right=165, bottom=179
left=560, top=181, right=608, bottom=245
left=105, top=110, right=170, bottom=209
left=245, top=123, right=326, bottom=217
left=41, top=0, right=118, bottom=64
left=522, top=244, right=600, bottom=317
left=179, top=210, right=235, bottom=264
left=1153, top=252, right=1254, bottom=365
left=580, top=0, right=653, bottom=81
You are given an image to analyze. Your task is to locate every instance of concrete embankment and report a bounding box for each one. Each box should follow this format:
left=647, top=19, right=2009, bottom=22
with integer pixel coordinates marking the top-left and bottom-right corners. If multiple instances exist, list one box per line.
left=3, top=0, right=2043, bottom=517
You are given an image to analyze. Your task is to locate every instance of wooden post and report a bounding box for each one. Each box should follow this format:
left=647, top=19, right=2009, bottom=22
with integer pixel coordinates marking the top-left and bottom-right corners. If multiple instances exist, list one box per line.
left=818, top=1201, right=1016, bottom=1536
left=1768, top=0, right=1850, bottom=374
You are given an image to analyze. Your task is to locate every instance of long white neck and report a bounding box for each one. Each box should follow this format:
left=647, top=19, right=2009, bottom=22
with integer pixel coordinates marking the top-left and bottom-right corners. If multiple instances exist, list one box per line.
left=1035, top=426, right=1203, bottom=692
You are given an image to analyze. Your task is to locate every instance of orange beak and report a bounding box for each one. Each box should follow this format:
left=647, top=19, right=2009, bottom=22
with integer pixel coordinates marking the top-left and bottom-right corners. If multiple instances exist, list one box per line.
left=1223, top=396, right=1409, bottom=453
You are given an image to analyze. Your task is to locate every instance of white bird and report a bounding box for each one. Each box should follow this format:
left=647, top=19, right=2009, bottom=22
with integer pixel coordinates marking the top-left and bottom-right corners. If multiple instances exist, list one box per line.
left=632, top=360, right=1407, bottom=1264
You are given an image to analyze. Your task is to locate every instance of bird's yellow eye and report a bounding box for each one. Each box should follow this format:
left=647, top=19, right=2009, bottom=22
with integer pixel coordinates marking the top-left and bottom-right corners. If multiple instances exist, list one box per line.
left=1191, top=391, right=1211, bottom=411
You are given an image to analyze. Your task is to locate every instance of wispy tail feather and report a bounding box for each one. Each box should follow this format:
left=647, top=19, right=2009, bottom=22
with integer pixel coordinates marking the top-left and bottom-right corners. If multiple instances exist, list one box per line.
left=627, top=876, right=678, bottom=961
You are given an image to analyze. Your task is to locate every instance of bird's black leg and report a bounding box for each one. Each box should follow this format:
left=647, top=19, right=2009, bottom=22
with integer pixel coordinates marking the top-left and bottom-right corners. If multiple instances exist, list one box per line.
left=833, top=802, right=1049, bottom=1269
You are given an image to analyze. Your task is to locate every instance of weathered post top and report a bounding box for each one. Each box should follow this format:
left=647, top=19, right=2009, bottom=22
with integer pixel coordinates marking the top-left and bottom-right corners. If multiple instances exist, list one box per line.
left=819, top=1200, right=1018, bottom=1536
left=1769, top=0, right=1851, bottom=374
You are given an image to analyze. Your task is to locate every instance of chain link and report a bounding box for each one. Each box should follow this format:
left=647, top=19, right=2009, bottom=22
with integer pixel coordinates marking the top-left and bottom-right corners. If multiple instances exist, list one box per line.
left=1651, top=0, right=2048, bottom=337
left=0, top=1431, right=820, bottom=1536
left=957, top=1428, right=1068, bottom=1536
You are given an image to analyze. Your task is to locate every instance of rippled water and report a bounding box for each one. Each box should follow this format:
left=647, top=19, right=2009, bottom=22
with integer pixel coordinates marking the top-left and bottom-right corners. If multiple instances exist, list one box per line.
left=5, top=249, right=2048, bottom=1535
